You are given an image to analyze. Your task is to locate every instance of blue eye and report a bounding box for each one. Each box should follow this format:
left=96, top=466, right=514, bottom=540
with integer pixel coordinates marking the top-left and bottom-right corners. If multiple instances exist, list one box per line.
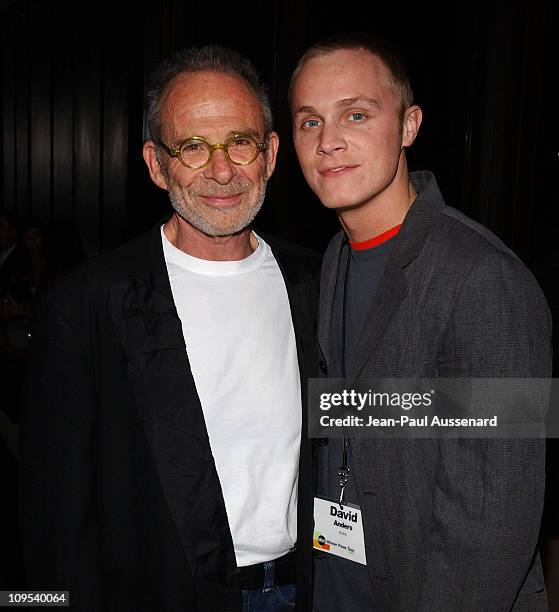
left=303, top=118, right=321, bottom=129
left=349, top=112, right=366, bottom=121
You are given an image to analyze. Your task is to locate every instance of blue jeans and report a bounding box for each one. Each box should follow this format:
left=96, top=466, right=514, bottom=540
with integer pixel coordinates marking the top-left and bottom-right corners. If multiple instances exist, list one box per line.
left=241, top=559, right=295, bottom=611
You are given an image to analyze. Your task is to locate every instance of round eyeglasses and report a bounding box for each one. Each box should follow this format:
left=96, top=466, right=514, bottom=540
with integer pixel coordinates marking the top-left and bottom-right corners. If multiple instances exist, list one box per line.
left=157, top=133, right=267, bottom=170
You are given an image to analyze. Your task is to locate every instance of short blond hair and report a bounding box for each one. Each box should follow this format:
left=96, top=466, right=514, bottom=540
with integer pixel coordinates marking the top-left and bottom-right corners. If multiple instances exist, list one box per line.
left=289, top=32, right=414, bottom=119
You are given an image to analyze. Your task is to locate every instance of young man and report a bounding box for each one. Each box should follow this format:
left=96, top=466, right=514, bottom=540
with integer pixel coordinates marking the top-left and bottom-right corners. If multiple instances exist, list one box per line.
left=290, top=34, right=551, bottom=611
left=21, top=45, right=318, bottom=611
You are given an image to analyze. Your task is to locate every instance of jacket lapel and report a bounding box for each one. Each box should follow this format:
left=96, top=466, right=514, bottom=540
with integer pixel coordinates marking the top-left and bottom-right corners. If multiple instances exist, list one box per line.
left=269, top=244, right=319, bottom=357
left=108, top=226, right=208, bottom=437
left=318, top=230, right=345, bottom=367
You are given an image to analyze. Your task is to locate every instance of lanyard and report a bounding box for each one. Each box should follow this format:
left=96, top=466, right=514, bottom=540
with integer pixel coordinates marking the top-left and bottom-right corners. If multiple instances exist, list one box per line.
left=338, top=244, right=351, bottom=508
left=338, top=438, right=350, bottom=507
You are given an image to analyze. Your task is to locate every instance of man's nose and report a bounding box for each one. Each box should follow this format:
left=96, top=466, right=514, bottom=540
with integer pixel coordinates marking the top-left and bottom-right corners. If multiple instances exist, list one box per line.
left=202, top=148, right=236, bottom=184
left=316, top=124, right=347, bottom=155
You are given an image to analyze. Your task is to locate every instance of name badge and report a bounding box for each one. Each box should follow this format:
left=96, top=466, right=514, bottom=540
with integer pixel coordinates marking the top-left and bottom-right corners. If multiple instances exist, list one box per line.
left=313, top=497, right=367, bottom=565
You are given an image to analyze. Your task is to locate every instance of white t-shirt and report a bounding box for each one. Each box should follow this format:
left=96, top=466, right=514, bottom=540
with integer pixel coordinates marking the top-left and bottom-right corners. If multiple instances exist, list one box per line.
left=162, top=228, right=301, bottom=566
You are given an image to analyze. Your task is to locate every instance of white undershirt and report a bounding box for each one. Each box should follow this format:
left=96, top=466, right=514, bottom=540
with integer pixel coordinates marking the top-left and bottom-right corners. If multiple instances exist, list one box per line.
left=162, top=228, right=301, bottom=566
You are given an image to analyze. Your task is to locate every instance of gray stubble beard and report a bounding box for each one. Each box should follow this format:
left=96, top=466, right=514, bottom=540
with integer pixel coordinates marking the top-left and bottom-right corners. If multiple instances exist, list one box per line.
left=159, top=155, right=269, bottom=237
left=166, top=179, right=267, bottom=237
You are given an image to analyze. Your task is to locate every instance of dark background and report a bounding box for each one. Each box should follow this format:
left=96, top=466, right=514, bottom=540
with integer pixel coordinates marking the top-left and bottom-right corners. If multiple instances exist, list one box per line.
left=1, top=0, right=557, bottom=258
left=1, top=0, right=558, bottom=590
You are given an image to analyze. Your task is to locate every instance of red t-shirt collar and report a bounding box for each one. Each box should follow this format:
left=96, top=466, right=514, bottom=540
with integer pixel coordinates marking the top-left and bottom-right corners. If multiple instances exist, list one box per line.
left=348, top=224, right=402, bottom=251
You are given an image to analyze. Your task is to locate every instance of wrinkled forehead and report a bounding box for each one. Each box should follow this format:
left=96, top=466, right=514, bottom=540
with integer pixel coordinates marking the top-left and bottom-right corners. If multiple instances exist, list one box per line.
left=160, top=72, right=265, bottom=139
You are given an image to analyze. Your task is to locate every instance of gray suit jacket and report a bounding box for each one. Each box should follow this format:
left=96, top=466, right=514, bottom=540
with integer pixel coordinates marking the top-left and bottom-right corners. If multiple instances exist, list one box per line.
left=318, top=171, right=551, bottom=611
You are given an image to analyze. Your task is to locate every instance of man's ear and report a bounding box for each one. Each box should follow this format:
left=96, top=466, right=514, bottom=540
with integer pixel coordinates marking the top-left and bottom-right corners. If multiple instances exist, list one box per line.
left=264, top=131, right=279, bottom=179
left=402, top=105, right=423, bottom=148
left=143, top=141, right=169, bottom=190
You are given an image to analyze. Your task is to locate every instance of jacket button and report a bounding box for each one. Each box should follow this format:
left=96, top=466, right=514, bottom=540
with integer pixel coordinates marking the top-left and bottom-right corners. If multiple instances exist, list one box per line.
left=319, top=360, right=328, bottom=375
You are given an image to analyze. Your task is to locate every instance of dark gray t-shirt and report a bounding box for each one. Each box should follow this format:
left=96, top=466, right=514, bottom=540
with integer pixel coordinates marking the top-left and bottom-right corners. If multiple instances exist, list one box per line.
left=314, top=237, right=394, bottom=612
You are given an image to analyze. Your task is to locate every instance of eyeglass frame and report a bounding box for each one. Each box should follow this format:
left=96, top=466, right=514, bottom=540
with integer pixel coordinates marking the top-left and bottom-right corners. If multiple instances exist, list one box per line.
left=156, top=132, right=268, bottom=170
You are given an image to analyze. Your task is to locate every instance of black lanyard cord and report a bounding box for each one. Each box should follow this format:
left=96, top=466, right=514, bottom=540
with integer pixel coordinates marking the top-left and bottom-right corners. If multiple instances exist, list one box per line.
left=338, top=246, right=351, bottom=508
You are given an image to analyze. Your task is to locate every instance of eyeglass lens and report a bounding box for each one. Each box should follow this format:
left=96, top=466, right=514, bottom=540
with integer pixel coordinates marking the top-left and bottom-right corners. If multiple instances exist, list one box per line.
left=180, top=136, right=258, bottom=168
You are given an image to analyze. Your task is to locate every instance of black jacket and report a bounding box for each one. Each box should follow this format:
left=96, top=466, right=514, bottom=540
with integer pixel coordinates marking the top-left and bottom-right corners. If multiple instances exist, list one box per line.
left=20, top=224, right=320, bottom=611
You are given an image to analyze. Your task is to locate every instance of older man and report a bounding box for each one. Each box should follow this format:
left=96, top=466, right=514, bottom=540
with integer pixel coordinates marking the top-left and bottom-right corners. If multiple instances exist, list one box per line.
left=21, top=45, right=318, bottom=611
left=290, top=33, right=551, bottom=611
